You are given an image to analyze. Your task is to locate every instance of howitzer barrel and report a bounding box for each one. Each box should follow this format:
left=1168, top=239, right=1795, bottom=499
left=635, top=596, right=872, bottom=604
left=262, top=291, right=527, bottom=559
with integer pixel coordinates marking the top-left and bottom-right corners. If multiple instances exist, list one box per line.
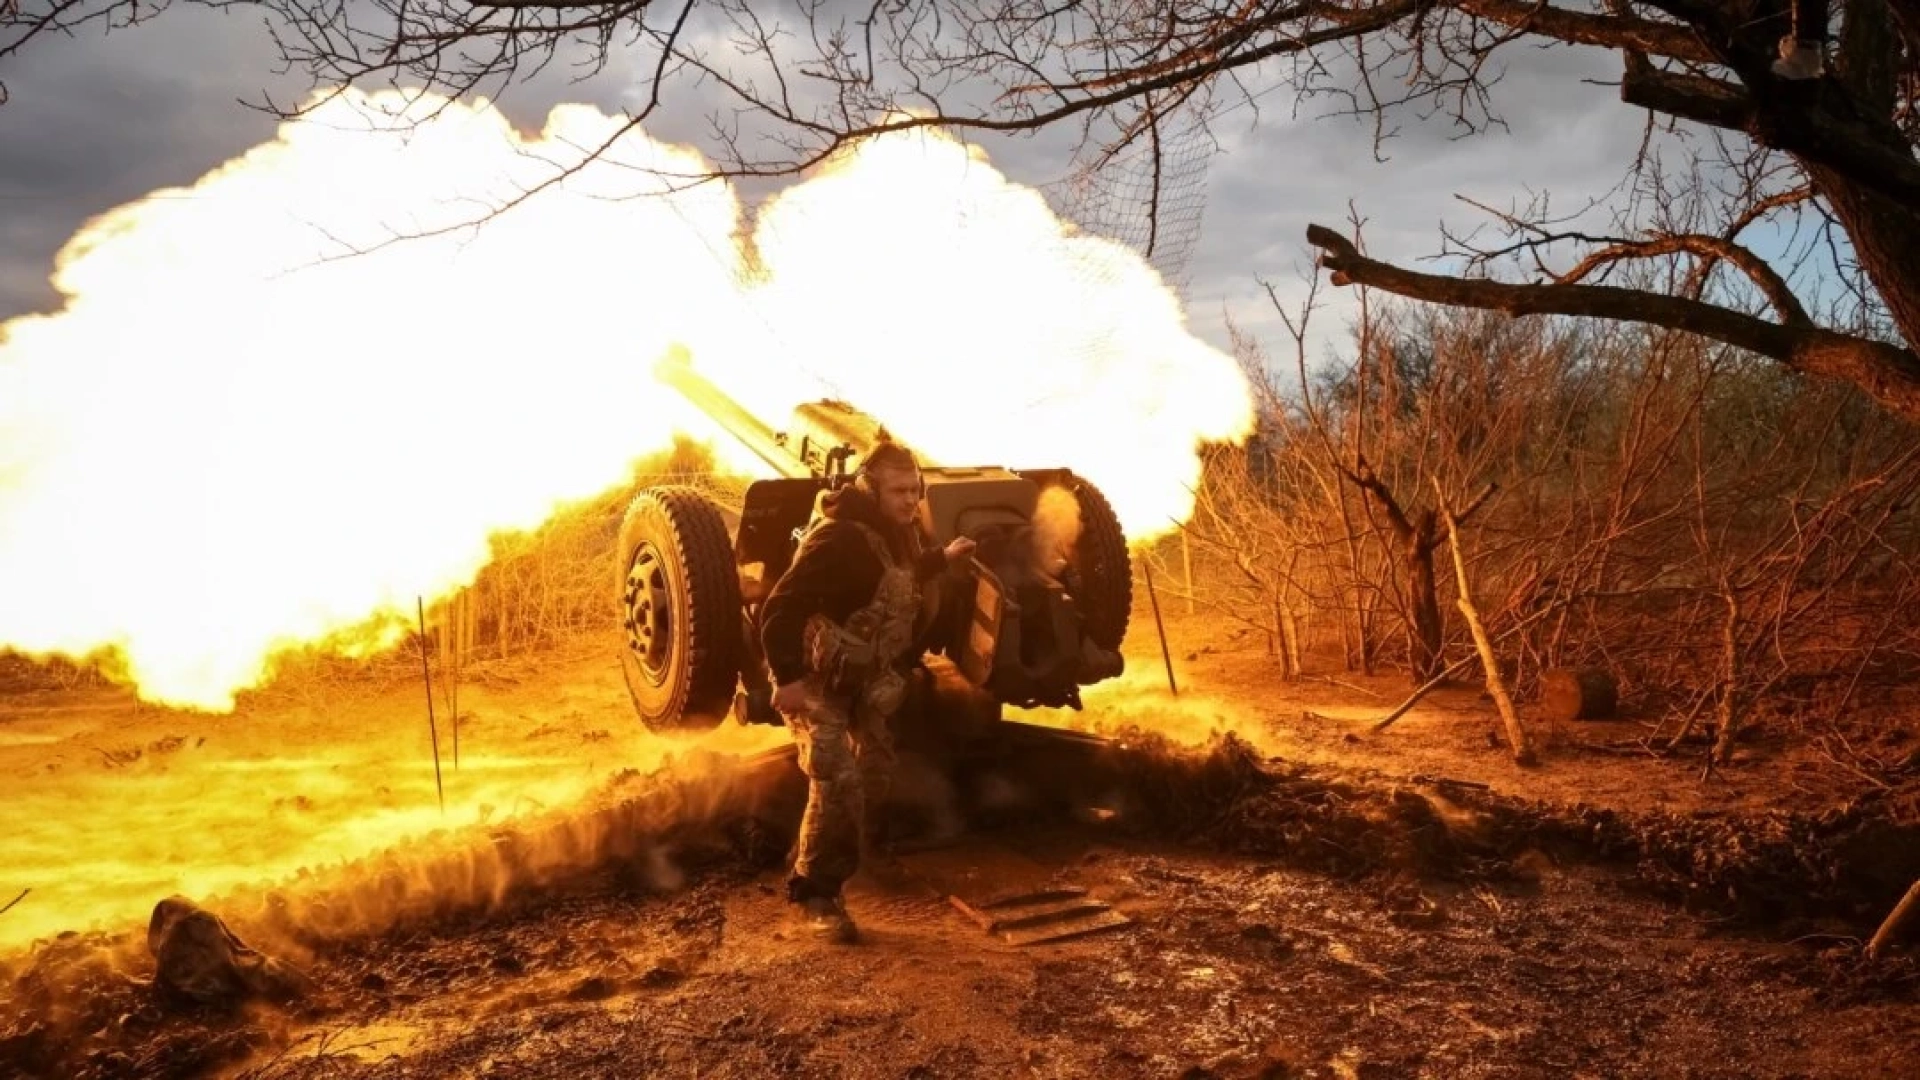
left=655, top=354, right=813, bottom=480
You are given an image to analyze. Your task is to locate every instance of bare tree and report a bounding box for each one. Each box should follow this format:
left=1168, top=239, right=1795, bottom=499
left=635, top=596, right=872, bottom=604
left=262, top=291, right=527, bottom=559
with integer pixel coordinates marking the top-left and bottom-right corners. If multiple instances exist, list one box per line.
left=1183, top=279, right=1920, bottom=771
left=9, top=1, right=1917, bottom=422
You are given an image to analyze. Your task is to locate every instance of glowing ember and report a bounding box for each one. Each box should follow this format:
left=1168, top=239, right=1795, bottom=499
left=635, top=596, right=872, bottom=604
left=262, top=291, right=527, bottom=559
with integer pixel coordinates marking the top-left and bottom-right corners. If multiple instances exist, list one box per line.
left=0, top=88, right=1251, bottom=711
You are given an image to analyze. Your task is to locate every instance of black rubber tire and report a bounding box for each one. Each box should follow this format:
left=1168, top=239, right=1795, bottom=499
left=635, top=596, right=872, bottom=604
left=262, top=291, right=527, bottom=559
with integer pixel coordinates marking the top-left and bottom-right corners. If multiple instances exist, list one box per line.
left=617, top=486, right=743, bottom=733
left=1059, top=476, right=1132, bottom=652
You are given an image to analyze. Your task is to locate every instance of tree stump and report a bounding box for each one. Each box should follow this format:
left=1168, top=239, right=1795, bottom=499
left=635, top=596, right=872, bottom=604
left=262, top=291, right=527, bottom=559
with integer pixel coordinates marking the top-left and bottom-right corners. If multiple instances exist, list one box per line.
left=1540, top=668, right=1618, bottom=722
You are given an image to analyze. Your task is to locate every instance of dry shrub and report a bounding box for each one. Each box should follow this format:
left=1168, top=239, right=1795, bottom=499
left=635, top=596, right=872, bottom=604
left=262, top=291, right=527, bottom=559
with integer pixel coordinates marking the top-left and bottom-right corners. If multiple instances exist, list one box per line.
left=1169, top=294, right=1920, bottom=769
left=0, top=651, right=115, bottom=694
left=450, top=436, right=741, bottom=661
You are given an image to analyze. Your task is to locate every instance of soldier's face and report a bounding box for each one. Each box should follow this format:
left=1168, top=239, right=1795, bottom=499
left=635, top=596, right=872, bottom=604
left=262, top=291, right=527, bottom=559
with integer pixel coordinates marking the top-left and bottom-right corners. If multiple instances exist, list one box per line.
left=872, top=466, right=923, bottom=527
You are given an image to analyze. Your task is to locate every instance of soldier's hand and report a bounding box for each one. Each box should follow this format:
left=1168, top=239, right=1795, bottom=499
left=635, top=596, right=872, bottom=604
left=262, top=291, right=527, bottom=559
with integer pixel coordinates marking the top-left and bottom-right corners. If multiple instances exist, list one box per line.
left=943, top=536, right=978, bottom=564
left=771, top=680, right=812, bottom=715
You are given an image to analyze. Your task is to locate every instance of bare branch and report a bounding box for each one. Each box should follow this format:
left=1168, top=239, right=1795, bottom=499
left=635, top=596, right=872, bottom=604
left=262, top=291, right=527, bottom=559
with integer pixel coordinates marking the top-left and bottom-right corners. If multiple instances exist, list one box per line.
left=1308, top=224, right=1920, bottom=424
left=1557, top=233, right=1812, bottom=327
left=1458, top=0, right=1714, bottom=64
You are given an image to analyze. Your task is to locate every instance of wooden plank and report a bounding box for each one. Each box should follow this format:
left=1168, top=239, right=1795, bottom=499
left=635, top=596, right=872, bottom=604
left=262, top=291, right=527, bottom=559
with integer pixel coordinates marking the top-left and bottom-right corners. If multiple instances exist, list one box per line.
left=1001, top=908, right=1132, bottom=947
left=979, top=887, right=1088, bottom=910
left=894, top=839, right=1135, bottom=945
left=983, top=897, right=1111, bottom=933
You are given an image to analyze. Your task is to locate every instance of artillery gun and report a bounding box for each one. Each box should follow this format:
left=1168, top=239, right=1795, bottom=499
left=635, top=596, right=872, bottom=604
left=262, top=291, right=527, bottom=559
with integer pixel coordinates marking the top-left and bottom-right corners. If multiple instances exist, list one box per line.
left=617, top=356, right=1132, bottom=736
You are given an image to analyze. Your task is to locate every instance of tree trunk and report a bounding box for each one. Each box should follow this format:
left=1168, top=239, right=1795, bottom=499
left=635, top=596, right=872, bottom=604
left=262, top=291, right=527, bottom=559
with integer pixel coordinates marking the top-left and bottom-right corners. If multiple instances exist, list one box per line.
left=1806, top=160, right=1920, bottom=368
left=1336, top=487, right=1372, bottom=675
left=1436, top=492, right=1535, bottom=765
left=1406, top=539, right=1444, bottom=684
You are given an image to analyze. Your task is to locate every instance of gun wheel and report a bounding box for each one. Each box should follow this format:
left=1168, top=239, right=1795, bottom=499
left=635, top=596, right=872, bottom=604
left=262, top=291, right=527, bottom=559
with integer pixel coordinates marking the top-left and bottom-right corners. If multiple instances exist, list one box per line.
left=1058, top=476, right=1133, bottom=652
left=618, top=486, right=743, bottom=733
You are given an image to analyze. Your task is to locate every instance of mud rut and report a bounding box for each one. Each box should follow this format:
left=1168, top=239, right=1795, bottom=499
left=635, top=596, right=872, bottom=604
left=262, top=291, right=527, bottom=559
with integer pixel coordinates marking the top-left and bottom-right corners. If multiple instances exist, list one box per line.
left=3, top=729, right=1918, bottom=1079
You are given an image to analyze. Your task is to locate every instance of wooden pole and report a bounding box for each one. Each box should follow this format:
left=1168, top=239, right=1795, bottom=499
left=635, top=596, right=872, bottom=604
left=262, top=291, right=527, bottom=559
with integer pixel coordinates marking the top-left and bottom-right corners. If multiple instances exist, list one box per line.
left=1866, top=878, right=1920, bottom=959
left=450, top=591, right=461, bottom=771
left=1144, top=561, right=1179, bottom=697
left=1369, top=654, right=1480, bottom=734
left=1181, top=530, right=1196, bottom=615
left=417, top=597, right=446, bottom=814
left=1436, top=482, right=1535, bottom=765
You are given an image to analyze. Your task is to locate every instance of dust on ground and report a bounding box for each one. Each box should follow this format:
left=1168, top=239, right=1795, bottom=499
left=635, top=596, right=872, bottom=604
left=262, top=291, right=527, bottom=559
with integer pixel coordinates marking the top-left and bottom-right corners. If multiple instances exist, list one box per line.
left=0, top=636, right=780, bottom=955
left=56, top=830, right=1920, bottom=1080
left=2, top=611, right=1918, bottom=1078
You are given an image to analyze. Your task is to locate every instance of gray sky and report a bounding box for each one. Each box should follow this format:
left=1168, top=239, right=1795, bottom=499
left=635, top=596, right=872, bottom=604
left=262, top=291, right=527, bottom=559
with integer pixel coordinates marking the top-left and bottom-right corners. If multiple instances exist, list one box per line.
left=0, top=6, right=1646, bottom=368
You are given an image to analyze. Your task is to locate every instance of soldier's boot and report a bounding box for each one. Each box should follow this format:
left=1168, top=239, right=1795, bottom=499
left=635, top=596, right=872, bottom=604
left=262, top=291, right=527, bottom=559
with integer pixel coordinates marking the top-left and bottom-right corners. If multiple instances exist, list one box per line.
left=798, top=894, right=859, bottom=943
left=788, top=875, right=859, bottom=943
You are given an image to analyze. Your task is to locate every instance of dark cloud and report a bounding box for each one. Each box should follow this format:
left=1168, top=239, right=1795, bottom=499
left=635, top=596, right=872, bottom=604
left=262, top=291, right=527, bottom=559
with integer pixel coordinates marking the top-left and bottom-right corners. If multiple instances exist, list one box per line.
left=0, top=9, right=301, bottom=318
left=1173, top=39, right=1649, bottom=364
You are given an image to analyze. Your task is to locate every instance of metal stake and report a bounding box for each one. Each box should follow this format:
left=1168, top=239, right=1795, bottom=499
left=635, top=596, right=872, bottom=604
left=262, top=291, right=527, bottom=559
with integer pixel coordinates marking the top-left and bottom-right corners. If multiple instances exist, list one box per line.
left=1144, top=560, right=1179, bottom=697
left=417, top=596, right=445, bottom=814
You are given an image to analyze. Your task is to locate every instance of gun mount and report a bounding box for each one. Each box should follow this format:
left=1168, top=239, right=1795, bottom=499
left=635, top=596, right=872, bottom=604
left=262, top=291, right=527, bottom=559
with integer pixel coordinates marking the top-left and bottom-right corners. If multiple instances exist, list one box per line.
left=619, top=355, right=1131, bottom=735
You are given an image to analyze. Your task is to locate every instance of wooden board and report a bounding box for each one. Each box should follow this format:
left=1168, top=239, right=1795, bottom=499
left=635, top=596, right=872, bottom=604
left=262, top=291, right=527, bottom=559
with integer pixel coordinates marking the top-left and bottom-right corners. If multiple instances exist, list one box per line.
left=894, top=841, right=1132, bottom=946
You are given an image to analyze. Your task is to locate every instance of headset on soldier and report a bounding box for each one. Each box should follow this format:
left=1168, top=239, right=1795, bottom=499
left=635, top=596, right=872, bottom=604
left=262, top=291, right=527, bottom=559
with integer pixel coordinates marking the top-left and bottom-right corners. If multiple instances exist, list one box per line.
left=852, top=442, right=924, bottom=499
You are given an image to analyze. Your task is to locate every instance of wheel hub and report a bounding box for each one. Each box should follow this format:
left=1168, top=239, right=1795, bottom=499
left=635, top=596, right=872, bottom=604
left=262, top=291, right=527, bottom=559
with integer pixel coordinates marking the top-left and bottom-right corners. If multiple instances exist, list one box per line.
left=624, top=542, right=673, bottom=685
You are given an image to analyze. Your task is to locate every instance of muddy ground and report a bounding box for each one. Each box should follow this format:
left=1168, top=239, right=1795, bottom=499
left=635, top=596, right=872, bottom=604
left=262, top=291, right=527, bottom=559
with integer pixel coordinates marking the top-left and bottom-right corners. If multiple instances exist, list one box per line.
left=3, top=613, right=1919, bottom=1078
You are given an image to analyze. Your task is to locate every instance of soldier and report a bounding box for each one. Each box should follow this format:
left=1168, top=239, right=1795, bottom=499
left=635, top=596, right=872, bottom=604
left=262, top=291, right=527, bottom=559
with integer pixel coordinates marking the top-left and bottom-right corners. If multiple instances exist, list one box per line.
left=760, top=442, right=976, bottom=942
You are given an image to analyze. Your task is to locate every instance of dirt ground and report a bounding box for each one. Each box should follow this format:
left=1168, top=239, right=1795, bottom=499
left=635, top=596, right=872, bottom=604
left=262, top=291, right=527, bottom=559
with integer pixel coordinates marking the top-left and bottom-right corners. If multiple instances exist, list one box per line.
left=193, top=833, right=1919, bottom=1080
left=1085, top=616, right=1920, bottom=821
left=2, top=611, right=1918, bottom=1078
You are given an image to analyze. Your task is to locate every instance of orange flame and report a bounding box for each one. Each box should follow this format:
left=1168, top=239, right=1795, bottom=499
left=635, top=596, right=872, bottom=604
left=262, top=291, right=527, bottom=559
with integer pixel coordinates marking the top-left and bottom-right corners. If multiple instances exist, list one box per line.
left=0, top=89, right=1252, bottom=710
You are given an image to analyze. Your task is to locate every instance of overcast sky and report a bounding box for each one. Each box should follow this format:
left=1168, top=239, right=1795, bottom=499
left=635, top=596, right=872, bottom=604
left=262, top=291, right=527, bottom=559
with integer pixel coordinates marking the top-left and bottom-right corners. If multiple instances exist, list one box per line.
left=0, top=6, right=1645, bottom=369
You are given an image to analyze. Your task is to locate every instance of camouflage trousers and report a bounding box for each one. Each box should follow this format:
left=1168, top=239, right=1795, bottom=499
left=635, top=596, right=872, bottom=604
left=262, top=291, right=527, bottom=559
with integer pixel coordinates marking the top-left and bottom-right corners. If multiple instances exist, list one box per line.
left=783, top=678, right=898, bottom=895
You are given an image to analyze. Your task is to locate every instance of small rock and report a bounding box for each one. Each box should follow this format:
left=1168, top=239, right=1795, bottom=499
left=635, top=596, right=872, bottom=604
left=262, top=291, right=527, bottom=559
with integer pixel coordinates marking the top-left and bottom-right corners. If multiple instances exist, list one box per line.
left=149, top=896, right=308, bottom=1006
left=567, top=974, right=616, bottom=1002
left=359, top=971, right=388, bottom=992
left=1512, top=849, right=1555, bottom=882
left=1239, top=923, right=1298, bottom=959
left=640, top=961, right=685, bottom=988
left=1388, top=902, right=1448, bottom=930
